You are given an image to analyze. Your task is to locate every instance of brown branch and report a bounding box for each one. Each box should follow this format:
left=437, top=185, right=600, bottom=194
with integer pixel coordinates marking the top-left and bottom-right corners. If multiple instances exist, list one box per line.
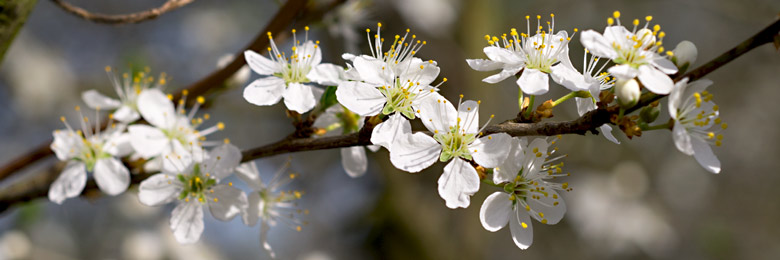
left=1, top=14, right=778, bottom=214
left=50, top=0, right=194, bottom=24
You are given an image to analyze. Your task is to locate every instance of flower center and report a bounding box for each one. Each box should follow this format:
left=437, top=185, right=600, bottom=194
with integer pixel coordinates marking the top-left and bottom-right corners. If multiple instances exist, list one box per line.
left=434, top=125, right=476, bottom=162
left=78, top=138, right=110, bottom=171
left=177, top=163, right=217, bottom=204
left=379, top=80, right=418, bottom=119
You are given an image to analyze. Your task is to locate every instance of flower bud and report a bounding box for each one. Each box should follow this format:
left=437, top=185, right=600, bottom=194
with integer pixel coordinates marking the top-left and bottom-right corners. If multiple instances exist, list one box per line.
left=615, top=79, right=640, bottom=108
left=672, top=41, right=697, bottom=69
left=640, top=105, right=660, bottom=123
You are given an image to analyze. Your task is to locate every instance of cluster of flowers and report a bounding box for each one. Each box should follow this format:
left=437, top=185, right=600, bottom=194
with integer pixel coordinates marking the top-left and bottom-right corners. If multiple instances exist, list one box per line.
left=48, top=11, right=727, bottom=254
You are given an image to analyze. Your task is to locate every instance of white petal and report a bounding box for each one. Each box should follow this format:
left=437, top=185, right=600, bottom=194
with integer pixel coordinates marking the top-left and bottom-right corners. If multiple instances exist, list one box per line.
left=51, top=130, right=82, bottom=160
left=102, top=132, right=133, bottom=157
left=401, top=58, right=440, bottom=86
left=509, top=208, right=534, bottom=250
left=203, top=144, right=242, bottom=180
left=48, top=161, right=87, bottom=204
left=137, top=89, right=176, bottom=129
left=438, top=158, right=480, bottom=209
left=550, top=63, right=587, bottom=91
left=138, top=173, right=182, bottom=206
left=367, top=145, right=381, bottom=152
left=672, top=122, right=694, bottom=155
left=484, top=46, right=522, bottom=64
left=353, top=56, right=391, bottom=85
left=517, top=68, right=550, bottom=95
left=575, top=96, right=596, bottom=117
left=243, top=77, right=286, bottom=106
left=389, top=132, right=440, bottom=173
left=651, top=57, right=678, bottom=75
left=580, top=30, right=618, bottom=59
left=335, top=81, right=386, bottom=116
left=527, top=189, right=566, bottom=224
left=608, top=64, right=639, bottom=80
left=170, top=202, right=205, bottom=244
left=370, top=113, right=412, bottom=150
left=235, top=162, right=265, bottom=191
left=298, top=41, right=322, bottom=66
left=81, top=90, right=121, bottom=109
left=341, top=146, right=367, bottom=178
left=282, top=83, right=317, bottom=113
left=161, top=144, right=193, bottom=174
left=466, top=59, right=504, bottom=72
left=458, top=100, right=480, bottom=134
left=207, top=184, right=247, bottom=221
left=416, top=92, right=457, bottom=132
left=93, top=158, right=130, bottom=196
left=112, top=105, right=140, bottom=123
left=603, top=26, right=632, bottom=44
left=638, top=65, right=674, bottom=94
left=128, top=125, right=168, bottom=159
left=668, top=79, right=688, bottom=118
left=307, top=63, right=344, bottom=86
left=244, top=50, right=280, bottom=75
left=493, top=137, right=523, bottom=184
left=243, top=191, right=261, bottom=227
left=483, top=66, right=522, bottom=84
left=470, top=133, right=512, bottom=168
left=599, top=125, right=620, bottom=144
left=692, top=138, right=721, bottom=173
left=479, top=192, right=512, bottom=232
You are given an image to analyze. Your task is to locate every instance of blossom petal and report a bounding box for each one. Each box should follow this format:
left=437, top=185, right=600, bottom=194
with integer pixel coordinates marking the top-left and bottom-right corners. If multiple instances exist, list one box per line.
left=550, top=63, right=587, bottom=91
left=243, top=191, right=261, bottom=227
left=244, top=50, right=280, bottom=75
left=466, top=59, right=504, bottom=72
left=93, top=157, right=130, bottom=196
left=484, top=46, right=522, bottom=64
left=336, top=81, right=385, bottom=116
left=81, top=90, right=121, bottom=109
left=51, top=130, right=82, bottom=160
left=353, top=56, right=391, bottom=85
left=651, top=57, right=678, bottom=75
left=206, top=184, right=247, bottom=221
left=103, top=132, right=133, bottom=157
left=282, top=83, right=317, bottom=113
left=128, top=125, right=168, bottom=159
left=112, top=105, right=140, bottom=123
left=341, top=146, right=367, bottom=178
left=517, top=68, right=550, bottom=95
left=668, top=79, right=688, bottom=118
left=235, top=162, right=264, bottom=191
left=580, top=30, right=617, bottom=59
left=389, top=132, right=440, bottom=173
left=608, top=64, right=638, bottom=80
left=307, top=63, right=344, bottom=86
left=509, top=208, right=534, bottom=250
left=638, top=65, right=673, bottom=94
left=470, top=133, right=511, bottom=168
left=527, top=189, right=566, bottom=224
left=494, top=137, right=523, bottom=184
left=138, top=173, right=182, bottom=206
left=416, top=92, right=457, bottom=132
left=672, top=122, right=694, bottom=155
left=438, top=158, right=480, bottom=209
left=599, top=125, right=620, bottom=144
left=170, top=202, right=205, bottom=244
left=480, top=192, right=512, bottom=232
left=298, top=41, right=322, bottom=66
left=458, top=100, right=480, bottom=134
left=137, top=89, right=176, bottom=129
left=370, top=113, right=412, bottom=150
left=692, top=138, right=721, bottom=173
left=203, top=144, right=242, bottom=180
left=48, top=161, right=87, bottom=204
left=401, top=58, right=440, bottom=86
left=244, top=77, right=286, bottom=106
left=483, top=66, right=522, bottom=84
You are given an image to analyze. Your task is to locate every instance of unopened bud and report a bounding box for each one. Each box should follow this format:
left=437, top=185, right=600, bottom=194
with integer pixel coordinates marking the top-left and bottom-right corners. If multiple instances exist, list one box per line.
left=672, top=41, right=697, bottom=69
left=615, top=79, right=640, bottom=108
left=640, top=105, right=660, bottom=123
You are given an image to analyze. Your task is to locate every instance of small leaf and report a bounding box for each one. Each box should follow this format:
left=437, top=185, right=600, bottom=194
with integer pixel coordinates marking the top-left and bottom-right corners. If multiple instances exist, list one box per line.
left=317, top=85, right=338, bottom=112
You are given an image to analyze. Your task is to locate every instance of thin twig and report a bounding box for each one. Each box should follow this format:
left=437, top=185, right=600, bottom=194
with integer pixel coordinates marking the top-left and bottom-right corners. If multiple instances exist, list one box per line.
left=0, top=15, right=778, bottom=214
left=50, top=0, right=194, bottom=24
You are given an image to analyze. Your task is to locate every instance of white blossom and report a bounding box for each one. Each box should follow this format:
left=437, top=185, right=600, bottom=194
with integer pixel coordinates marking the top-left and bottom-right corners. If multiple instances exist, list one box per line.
left=573, top=51, right=620, bottom=144
left=389, top=96, right=511, bottom=208
left=467, top=14, right=585, bottom=95
left=81, top=67, right=167, bottom=123
left=481, top=137, right=569, bottom=249
left=672, top=40, right=697, bottom=69
left=580, top=12, right=677, bottom=94
left=49, top=106, right=132, bottom=204
left=313, top=105, right=379, bottom=177
left=138, top=144, right=246, bottom=244
left=668, top=78, right=724, bottom=173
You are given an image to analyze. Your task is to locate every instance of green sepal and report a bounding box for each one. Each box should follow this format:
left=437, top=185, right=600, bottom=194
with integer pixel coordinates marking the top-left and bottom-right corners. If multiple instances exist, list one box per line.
left=317, top=85, right=339, bottom=112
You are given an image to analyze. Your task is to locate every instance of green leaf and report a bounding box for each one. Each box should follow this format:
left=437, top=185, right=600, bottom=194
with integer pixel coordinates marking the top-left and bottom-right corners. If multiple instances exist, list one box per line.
left=317, top=85, right=339, bottom=112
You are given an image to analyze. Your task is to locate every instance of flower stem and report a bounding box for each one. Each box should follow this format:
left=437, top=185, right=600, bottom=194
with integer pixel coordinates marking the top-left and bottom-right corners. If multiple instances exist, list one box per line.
left=641, top=122, right=672, bottom=131
left=552, top=91, right=590, bottom=107
left=481, top=178, right=503, bottom=188
left=524, top=95, right=535, bottom=119
left=517, top=90, right=524, bottom=113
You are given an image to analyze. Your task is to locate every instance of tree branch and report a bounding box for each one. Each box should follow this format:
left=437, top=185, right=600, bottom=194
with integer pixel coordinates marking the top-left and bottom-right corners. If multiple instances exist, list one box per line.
left=50, top=0, right=194, bottom=24
left=1, top=15, right=778, bottom=215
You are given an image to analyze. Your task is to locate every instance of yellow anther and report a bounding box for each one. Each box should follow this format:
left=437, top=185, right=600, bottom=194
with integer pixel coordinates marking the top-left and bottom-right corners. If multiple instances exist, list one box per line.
left=536, top=15, right=541, bottom=19
left=658, top=31, right=666, bottom=38
left=377, top=22, right=382, bottom=27
left=645, top=16, right=653, bottom=22
left=228, top=182, right=233, bottom=186
left=213, top=198, right=218, bottom=202
left=721, top=123, right=728, bottom=129
left=666, top=51, right=674, bottom=57
left=60, top=116, right=66, bottom=122
left=613, top=11, right=621, bottom=18
left=653, top=24, right=661, bottom=31
left=217, top=122, right=225, bottom=130
left=296, top=226, right=302, bottom=232
left=366, top=28, right=370, bottom=33
left=182, top=90, right=189, bottom=96
left=708, top=132, right=715, bottom=139
left=521, top=222, right=528, bottom=229
left=607, top=17, right=614, bottom=25
left=104, top=66, right=111, bottom=72
left=633, top=19, right=639, bottom=26
left=562, top=182, right=569, bottom=189
left=290, top=173, right=297, bottom=179
left=541, top=219, right=548, bottom=224
left=223, top=138, right=230, bottom=144
left=294, top=191, right=302, bottom=198
left=197, top=96, right=205, bottom=104
left=167, top=94, right=173, bottom=100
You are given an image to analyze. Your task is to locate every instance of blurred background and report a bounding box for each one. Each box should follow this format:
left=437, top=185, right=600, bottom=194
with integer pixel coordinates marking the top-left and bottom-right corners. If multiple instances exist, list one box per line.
left=1, top=0, right=779, bottom=259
